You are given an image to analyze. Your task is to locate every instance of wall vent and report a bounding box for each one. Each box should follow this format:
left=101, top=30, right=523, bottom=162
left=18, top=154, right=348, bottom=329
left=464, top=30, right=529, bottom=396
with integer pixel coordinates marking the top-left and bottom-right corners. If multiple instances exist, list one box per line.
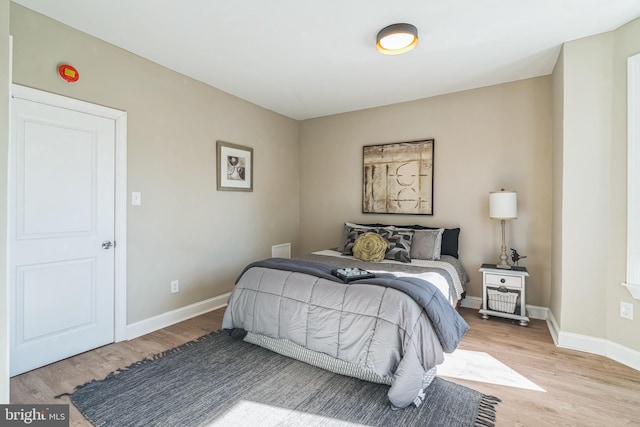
left=272, top=243, right=291, bottom=258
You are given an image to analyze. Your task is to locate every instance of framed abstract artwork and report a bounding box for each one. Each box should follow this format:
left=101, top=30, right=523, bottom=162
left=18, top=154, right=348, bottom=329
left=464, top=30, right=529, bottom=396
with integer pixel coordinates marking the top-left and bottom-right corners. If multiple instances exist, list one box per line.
left=216, top=140, right=253, bottom=192
left=362, top=139, right=434, bottom=215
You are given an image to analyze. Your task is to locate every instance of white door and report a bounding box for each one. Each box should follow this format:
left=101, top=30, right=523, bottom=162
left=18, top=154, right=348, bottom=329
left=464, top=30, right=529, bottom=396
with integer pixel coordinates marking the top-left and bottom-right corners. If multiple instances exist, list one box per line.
left=10, top=97, right=116, bottom=376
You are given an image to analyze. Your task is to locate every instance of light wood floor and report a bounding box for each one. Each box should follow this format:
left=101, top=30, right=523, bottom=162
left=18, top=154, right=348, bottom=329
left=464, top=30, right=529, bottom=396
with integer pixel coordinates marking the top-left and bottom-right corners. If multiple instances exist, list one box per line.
left=11, top=307, right=640, bottom=426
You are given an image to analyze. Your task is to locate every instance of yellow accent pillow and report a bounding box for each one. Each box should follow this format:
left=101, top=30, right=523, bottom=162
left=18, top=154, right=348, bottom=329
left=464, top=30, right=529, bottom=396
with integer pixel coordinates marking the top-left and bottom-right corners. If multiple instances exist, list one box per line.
left=353, top=232, right=388, bottom=262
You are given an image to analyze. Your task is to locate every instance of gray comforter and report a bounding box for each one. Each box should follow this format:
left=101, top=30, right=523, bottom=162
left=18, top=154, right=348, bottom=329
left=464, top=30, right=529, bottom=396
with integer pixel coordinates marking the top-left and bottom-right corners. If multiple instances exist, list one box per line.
left=222, top=258, right=469, bottom=409
left=301, top=251, right=467, bottom=304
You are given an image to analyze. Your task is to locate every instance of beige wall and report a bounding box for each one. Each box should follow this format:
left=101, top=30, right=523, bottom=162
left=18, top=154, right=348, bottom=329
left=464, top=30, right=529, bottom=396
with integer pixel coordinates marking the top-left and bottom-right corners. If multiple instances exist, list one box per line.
left=9, top=4, right=300, bottom=324
left=299, top=78, right=553, bottom=306
left=1, top=0, right=10, bottom=403
left=552, top=17, right=640, bottom=352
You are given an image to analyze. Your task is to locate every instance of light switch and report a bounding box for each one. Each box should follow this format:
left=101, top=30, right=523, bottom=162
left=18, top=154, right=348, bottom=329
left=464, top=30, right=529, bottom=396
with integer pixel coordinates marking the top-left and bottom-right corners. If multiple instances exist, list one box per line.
left=132, top=192, right=141, bottom=206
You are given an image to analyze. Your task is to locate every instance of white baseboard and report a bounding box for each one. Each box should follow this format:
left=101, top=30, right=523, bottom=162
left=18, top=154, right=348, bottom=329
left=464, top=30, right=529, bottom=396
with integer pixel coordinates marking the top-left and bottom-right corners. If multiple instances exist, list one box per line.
left=607, top=340, right=640, bottom=371
left=525, top=304, right=548, bottom=320
left=459, top=295, right=482, bottom=309
left=126, top=293, right=231, bottom=340
left=547, top=309, right=640, bottom=371
left=464, top=298, right=640, bottom=371
left=546, top=310, right=560, bottom=345
left=557, top=331, right=608, bottom=356
left=459, top=296, right=548, bottom=320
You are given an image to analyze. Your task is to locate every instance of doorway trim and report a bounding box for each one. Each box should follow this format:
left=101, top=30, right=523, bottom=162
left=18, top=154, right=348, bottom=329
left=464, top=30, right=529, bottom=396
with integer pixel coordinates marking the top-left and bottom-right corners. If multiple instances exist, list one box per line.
left=10, top=84, right=128, bottom=341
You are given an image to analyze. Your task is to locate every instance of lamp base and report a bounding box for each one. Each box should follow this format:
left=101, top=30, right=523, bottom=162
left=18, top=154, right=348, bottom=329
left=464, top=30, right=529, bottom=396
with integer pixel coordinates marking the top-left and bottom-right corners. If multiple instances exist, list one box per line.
left=496, top=219, right=511, bottom=270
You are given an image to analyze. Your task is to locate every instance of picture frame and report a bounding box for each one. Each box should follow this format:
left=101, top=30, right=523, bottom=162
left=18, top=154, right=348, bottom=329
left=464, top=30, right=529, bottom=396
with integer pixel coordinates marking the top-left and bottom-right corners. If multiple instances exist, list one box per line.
left=216, top=140, right=253, bottom=192
left=362, top=139, right=434, bottom=215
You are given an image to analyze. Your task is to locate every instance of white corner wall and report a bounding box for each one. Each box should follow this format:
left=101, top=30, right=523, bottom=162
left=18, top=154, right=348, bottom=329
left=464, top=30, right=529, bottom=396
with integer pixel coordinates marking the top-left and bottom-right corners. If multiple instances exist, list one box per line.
left=552, top=16, right=640, bottom=368
left=557, top=32, right=613, bottom=338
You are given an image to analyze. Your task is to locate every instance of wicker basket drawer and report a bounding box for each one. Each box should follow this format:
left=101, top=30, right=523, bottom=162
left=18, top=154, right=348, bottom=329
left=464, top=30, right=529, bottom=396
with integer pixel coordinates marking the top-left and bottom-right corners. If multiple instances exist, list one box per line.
left=487, top=287, right=519, bottom=313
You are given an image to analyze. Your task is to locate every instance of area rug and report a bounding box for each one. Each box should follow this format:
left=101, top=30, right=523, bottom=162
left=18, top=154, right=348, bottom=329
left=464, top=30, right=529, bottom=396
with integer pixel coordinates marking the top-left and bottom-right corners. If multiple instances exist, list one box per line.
left=61, top=331, right=500, bottom=426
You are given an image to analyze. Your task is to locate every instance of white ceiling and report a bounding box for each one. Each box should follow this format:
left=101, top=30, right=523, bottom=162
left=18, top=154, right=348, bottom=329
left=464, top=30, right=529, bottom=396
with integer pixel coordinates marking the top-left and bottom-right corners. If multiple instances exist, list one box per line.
left=12, top=0, right=640, bottom=120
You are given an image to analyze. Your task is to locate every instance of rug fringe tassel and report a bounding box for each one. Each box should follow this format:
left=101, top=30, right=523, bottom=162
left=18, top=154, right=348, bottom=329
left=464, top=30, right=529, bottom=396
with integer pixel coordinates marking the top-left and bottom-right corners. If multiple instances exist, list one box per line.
left=474, top=394, right=501, bottom=427
left=54, top=377, right=101, bottom=399
left=55, top=331, right=223, bottom=400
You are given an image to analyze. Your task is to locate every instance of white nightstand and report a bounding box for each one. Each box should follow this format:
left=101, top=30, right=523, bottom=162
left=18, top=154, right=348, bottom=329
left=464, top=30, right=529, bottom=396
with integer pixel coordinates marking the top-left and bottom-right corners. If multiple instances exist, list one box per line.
left=479, top=264, right=530, bottom=326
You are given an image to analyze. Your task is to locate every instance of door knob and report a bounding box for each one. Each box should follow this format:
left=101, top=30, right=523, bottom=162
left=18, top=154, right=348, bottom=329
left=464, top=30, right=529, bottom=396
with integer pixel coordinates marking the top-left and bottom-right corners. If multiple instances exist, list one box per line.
left=102, top=240, right=113, bottom=249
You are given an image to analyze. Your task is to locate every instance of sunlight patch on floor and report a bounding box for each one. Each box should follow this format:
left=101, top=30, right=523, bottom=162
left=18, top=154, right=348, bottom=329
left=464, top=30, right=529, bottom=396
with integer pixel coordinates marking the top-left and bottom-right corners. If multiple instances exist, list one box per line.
left=437, top=349, right=546, bottom=392
left=207, top=400, right=368, bottom=426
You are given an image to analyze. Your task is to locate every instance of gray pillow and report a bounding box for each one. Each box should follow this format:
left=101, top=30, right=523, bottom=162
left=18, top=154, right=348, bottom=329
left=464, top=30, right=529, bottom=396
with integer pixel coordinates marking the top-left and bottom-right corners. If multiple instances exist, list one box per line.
left=338, top=222, right=377, bottom=253
left=410, top=228, right=444, bottom=260
left=379, top=228, right=414, bottom=263
left=338, top=222, right=395, bottom=254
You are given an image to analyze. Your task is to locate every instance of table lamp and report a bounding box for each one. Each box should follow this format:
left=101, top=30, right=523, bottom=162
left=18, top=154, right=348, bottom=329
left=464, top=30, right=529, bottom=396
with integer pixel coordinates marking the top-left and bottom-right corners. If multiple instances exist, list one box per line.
left=489, top=189, right=517, bottom=269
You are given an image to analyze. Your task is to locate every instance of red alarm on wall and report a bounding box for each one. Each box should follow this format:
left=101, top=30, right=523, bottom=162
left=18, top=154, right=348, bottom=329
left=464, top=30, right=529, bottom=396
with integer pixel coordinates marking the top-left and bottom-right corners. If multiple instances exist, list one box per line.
left=58, top=64, right=79, bottom=82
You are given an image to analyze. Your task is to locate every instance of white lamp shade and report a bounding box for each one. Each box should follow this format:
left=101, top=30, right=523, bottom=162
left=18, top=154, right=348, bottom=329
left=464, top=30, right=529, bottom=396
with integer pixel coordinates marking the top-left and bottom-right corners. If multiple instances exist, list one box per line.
left=489, top=191, right=517, bottom=219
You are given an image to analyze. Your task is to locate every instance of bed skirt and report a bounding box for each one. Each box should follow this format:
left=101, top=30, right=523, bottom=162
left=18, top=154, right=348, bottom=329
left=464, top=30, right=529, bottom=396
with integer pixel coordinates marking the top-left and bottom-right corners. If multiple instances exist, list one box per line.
left=244, top=331, right=437, bottom=408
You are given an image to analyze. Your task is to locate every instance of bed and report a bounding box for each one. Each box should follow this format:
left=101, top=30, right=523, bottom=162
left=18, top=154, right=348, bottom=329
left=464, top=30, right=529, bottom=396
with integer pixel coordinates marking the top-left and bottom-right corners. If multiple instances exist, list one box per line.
left=222, top=222, right=470, bottom=409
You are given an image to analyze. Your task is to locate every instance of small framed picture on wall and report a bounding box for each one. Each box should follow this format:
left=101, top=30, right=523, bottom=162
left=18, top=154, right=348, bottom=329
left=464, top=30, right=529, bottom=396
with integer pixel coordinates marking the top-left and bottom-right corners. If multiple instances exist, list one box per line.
left=216, top=140, right=253, bottom=192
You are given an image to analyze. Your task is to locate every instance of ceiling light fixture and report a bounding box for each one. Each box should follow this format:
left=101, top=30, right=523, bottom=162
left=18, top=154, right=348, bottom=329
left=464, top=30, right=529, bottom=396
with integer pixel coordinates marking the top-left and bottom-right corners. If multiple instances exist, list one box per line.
left=376, top=23, right=418, bottom=55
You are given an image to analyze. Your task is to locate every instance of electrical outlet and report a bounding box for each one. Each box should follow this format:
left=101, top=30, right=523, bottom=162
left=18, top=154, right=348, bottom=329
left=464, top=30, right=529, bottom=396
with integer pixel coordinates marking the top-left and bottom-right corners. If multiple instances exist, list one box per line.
left=620, top=301, right=634, bottom=320
left=171, top=280, right=179, bottom=294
